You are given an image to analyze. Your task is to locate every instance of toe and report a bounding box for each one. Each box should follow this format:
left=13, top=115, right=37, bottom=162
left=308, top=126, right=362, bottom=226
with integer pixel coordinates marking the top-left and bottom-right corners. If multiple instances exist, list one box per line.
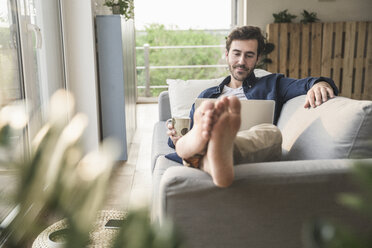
left=215, top=98, right=228, bottom=114
left=201, top=100, right=215, bottom=112
left=227, top=96, right=241, bottom=114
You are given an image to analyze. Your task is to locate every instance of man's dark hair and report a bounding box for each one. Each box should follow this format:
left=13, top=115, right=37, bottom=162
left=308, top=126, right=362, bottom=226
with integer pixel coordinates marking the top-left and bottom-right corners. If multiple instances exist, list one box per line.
left=226, top=26, right=266, bottom=57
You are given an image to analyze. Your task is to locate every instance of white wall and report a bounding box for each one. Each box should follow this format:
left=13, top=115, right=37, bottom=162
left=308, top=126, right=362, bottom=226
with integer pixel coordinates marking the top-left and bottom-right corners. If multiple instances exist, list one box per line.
left=60, top=0, right=100, bottom=153
left=245, top=0, right=372, bottom=31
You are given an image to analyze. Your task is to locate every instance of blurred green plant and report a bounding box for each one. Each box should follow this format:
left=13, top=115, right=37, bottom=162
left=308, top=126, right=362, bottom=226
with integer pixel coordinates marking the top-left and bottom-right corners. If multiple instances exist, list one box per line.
left=300, top=10, right=320, bottom=24
left=307, top=161, right=372, bottom=248
left=112, top=209, right=184, bottom=248
left=0, top=90, right=184, bottom=247
left=104, top=0, right=134, bottom=20
left=273, top=9, right=297, bottom=23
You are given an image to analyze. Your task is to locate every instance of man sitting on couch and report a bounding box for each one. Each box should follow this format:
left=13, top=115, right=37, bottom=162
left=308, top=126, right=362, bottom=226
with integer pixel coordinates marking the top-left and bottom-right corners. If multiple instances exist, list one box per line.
left=167, top=26, right=338, bottom=187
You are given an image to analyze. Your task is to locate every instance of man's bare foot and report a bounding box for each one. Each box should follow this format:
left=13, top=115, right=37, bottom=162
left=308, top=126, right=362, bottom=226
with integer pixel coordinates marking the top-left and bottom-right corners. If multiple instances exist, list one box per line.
left=176, top=100, right=216, bottom=159
left=202, top=96, right=241, bottom=187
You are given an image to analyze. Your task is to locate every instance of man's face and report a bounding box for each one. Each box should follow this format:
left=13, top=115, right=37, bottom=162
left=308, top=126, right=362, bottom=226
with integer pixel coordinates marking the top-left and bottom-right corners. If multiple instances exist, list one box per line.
left=226, top=39, right=259, bottom=82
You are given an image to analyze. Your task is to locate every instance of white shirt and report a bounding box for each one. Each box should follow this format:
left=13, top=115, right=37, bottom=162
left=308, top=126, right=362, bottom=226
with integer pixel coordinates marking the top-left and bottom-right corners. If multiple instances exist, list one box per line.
left=220, top=85, right=246, bottom=100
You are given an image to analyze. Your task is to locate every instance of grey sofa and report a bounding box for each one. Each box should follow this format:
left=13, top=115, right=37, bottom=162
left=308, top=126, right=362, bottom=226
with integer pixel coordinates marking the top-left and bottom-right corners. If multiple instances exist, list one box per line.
left=151, top=91, right=372, bottom=248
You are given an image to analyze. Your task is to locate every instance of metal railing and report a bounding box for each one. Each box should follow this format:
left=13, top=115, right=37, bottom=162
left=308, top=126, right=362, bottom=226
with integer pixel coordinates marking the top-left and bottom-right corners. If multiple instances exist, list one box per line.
left=136, top=44, right=227, bottom=97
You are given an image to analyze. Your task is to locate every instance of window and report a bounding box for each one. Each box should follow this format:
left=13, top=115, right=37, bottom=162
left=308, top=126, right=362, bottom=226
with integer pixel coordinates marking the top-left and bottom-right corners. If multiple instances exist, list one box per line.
left=0, top=0, right=65, bottom=233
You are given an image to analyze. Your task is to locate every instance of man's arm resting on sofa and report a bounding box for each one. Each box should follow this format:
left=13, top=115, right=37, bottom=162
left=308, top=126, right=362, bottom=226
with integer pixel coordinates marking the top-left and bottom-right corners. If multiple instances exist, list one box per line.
left=304, top=81, right=336, bottom=108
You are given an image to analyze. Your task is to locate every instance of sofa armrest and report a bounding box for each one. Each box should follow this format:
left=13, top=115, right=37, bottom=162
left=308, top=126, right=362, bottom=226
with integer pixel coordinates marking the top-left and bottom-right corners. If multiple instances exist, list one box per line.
left=157, top=158, right=371, bottom=248
left=277, top=95, right=372, bottom=160
left=151, top=122, right=175, bottom=173
left=158, top=91, right=171, bottom=121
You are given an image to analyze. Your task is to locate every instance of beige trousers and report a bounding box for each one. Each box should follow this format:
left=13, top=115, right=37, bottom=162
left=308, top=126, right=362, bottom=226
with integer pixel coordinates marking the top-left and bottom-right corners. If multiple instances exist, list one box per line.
left=233, top=123, right=282, bottom=165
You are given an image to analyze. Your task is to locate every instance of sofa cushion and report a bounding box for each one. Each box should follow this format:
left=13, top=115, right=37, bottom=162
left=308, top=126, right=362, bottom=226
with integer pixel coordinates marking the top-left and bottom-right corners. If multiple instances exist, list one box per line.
left=277, top=95, right=372, bottom=160
left=167, top=77, right=224, bottom=118
left=166, top=69, right=272, bottom=118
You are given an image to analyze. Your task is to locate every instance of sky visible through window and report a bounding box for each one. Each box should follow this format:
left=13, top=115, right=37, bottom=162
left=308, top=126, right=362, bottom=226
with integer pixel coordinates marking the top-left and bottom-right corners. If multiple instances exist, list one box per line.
left=134, top=0, right=231, bottom=30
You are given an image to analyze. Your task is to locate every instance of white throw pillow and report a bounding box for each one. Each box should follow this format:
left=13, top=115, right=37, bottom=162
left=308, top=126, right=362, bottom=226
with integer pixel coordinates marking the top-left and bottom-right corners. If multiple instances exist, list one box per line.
left=167, top=77, right=224, bottom=118
left=167, top=69, right=272, bottom=118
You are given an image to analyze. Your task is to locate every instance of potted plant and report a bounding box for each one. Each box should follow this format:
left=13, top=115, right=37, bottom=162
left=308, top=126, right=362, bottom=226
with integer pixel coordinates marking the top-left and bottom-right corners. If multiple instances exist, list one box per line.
left=256, top=42, right=275, bottom=69
left=300, top=10, right=320, bottom=24
left=273, top=9, right=297, bottom=23
left=104, top=0, right=134, bottom=20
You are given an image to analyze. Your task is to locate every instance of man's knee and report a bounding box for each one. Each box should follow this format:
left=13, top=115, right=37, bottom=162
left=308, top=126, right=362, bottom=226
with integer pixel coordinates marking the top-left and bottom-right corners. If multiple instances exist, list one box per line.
left=249, top=123, right=282, bottom=144
left=237, top=123, right=282, bottom=146
left=233, top=124, right=282, bottom=164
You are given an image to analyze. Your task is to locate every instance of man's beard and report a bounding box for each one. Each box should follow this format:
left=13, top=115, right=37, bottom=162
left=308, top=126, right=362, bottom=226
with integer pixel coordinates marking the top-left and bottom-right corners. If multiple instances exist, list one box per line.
left=228, top=64, right=254, bottom=82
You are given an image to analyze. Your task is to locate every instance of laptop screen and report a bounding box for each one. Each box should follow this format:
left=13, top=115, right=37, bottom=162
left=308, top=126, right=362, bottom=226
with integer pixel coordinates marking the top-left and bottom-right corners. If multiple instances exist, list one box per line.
left=194, top=98, right=275, bottom=131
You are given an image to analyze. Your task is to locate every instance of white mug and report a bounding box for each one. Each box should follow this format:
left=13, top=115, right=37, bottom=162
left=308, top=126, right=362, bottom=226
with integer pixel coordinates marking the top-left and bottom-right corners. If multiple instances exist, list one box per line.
left=166, top=117, right=191, bottom=136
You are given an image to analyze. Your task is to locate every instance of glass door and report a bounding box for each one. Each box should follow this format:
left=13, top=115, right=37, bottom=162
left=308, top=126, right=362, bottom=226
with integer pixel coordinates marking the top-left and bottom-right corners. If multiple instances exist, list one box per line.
left=17, top=0, right=65, bottom=140
left=0, top=0, right=23, bottom=104
left=0, top=0, right=66, bottom=236
left=0, top=0, right=24, bottom=239
left=17, top=0, right=44, bottom=140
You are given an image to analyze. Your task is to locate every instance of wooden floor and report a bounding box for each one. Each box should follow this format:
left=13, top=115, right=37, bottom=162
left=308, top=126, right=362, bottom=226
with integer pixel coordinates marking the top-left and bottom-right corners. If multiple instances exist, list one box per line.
left=103, top=103, right=158, bottom=212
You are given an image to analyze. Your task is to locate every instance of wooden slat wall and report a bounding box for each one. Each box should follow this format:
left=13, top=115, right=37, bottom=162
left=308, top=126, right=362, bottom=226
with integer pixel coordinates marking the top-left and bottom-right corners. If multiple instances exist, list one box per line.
left=266, top=21, right=372, bottom=100
left=333, top=23, right=344, bottom=92
left=366, top=24, right=372, bottom=99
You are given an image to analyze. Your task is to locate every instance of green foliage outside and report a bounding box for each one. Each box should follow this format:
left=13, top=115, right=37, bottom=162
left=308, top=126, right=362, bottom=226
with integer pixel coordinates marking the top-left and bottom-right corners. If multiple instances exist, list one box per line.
left=136, top=24, right=229, bottom=97
left=0, top=27, right=21, bottom=104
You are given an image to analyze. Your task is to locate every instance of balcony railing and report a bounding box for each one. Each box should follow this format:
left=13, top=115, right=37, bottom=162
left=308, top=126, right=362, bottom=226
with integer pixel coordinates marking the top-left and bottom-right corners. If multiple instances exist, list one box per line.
left=136, top=44, right=227, bottom=97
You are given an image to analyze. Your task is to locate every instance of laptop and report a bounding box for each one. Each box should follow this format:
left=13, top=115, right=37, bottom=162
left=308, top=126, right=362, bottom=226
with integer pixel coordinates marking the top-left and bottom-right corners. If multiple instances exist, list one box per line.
left=194, top=98, right=275, bottom=131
